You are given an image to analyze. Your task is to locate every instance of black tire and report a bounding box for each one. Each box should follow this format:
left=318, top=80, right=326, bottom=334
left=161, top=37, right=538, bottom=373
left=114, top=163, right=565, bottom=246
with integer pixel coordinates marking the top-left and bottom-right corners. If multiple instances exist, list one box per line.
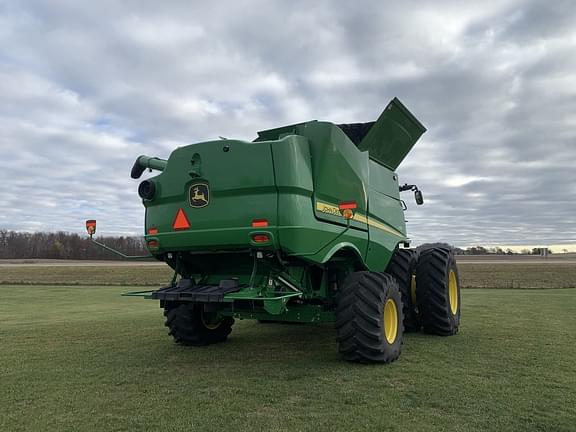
left=385, top=248, right=420, bottom=332
left=163, top=303, right=234, bottom=346
left=336, top=271, right=404, bottom=363
left=416, top=247, right=461, bottom=335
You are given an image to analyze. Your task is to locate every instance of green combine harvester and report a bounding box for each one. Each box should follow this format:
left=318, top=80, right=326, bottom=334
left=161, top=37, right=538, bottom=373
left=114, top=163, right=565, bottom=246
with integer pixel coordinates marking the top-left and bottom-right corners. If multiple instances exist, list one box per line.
left=87, top=97, right=461, bottom=363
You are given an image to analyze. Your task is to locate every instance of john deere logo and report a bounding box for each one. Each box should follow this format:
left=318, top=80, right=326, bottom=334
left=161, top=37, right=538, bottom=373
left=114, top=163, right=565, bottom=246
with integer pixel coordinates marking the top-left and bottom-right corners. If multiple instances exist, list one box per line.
left=189, top=183, right=209, bottom=208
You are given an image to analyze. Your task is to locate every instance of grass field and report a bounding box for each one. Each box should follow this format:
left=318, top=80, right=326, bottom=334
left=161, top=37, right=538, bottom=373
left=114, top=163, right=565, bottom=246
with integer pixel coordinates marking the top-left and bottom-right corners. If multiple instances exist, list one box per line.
left=1, top=281, right=575, bottom=431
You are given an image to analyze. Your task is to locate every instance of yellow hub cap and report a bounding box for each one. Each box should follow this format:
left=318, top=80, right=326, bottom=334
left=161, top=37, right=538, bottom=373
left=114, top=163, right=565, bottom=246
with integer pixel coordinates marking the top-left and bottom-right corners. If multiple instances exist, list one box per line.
left=201, top=314, right=222, bottom=330
left=448, top=270, right=458, bottom=315
left=383, top=299, right=398, bottom=344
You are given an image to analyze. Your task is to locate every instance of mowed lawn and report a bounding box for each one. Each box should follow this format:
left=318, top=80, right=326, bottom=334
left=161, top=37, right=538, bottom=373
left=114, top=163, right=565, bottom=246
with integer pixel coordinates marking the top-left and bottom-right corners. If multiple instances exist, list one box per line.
left=1, top=284, right=575, bottom=431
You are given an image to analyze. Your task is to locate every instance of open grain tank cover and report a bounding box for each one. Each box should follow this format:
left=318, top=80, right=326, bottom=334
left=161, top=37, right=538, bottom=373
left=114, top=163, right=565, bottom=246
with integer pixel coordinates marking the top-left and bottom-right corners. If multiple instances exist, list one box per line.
left=354, top=98, right=426, bottom=170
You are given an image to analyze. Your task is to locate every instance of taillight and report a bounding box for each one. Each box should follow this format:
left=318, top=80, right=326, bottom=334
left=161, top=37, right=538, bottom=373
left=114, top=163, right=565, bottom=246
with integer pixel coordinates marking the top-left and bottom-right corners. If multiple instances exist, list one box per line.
left=339, top=201, right=357, bottom=219
left=252, top=219, right=269, bottom=228
left=252, top=234, right=270, bottom=243
left=338, top=201, right=357, bottom=210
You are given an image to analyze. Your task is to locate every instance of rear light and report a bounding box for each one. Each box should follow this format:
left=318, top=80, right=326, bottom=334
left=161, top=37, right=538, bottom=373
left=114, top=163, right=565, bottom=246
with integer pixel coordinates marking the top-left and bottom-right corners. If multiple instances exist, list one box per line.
left=252, top=219, right=269, bottom=228
left=339, top=201, right=357, bottom=219
left=147, top=240, right=159, bottom=248
left=148, top=227, right=158, bottom=235
left=252, top=234, right=270, bottom=243
left=338, top=201, right=357, bottom=210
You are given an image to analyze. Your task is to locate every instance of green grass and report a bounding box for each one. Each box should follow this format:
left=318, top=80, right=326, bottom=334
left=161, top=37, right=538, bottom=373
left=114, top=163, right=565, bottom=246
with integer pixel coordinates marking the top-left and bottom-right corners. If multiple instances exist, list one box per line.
left=1, top=285, right=575, bottom=431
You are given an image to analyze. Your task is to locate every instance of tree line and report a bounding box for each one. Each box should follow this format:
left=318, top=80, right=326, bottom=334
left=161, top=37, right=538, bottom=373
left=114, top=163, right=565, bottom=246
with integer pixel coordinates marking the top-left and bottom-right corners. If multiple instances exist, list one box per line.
left=454, top=245, right=552, bottom=255
left=416, top=243, right=552, bottom=255
left=0, top=230, right=148, bottom=260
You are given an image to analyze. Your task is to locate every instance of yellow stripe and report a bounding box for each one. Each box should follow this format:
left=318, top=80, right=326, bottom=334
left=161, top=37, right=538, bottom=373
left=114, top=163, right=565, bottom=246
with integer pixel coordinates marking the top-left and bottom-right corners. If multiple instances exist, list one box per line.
left=315, top=200, right=404, bottom=238
left=365, top=216, right=405, bottom=238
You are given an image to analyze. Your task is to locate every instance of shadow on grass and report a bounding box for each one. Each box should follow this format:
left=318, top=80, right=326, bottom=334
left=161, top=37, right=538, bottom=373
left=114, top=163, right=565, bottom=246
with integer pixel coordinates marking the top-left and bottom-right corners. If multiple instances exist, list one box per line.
left=134, top=320, right=446, bottom=372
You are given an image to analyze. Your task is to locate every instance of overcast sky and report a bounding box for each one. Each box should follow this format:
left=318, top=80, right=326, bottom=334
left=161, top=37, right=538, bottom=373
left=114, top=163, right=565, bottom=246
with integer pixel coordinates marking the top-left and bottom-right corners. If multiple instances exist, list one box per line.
left=1, top=0, right=575, bottom=248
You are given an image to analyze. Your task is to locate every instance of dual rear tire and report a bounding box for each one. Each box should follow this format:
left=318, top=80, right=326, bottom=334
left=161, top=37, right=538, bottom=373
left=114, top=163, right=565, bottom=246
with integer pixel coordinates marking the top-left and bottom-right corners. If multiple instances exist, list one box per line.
left=386, top=249, right=420, bottom=332
left=386, top=246, right=461, bottom=336
left=416, top=247, right=461, bottom=335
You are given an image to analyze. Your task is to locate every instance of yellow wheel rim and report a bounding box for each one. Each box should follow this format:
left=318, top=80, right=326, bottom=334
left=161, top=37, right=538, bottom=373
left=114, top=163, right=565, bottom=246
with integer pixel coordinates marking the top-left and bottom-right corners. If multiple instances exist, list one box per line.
left=383, top=299, right=398, bottom=344
left=448, top=270, right=458, bottom=315
left=201, top=313, right=222, bottom=330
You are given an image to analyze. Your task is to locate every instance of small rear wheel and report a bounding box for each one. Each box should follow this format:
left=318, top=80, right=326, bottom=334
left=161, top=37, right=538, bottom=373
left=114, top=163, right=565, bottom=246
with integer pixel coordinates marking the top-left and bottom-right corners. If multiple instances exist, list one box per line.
left=416, top=247, right=461, bottom=335
left=386, top=248, right=421, bottom=332
left=163, top=302, right=234, bottom=346
left=336, top=271, right=404, bottom=363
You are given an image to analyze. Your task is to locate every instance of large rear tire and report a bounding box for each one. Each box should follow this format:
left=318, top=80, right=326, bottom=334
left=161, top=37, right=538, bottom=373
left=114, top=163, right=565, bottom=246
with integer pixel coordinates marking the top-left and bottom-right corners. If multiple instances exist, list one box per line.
left=163, top=303, right=234, bottom=346
left=386, top=248, right=421, bottom=332
left=336, top=271, right=404, bottom=363
left=416, top=247, right=461, bottom=335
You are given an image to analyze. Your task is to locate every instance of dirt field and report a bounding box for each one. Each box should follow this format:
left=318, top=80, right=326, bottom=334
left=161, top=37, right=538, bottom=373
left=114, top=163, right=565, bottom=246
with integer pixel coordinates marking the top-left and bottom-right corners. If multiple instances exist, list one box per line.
left=1, top=258, right=575, bottom=289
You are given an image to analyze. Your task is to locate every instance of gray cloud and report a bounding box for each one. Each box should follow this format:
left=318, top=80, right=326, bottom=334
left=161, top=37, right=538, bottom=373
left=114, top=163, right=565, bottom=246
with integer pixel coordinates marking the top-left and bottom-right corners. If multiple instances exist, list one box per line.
left=0, top=0, right=575, bottom=247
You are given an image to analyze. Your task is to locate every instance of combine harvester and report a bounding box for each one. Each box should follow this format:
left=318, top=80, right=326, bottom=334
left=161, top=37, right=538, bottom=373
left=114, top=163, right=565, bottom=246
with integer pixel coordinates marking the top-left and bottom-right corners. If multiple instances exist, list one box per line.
left=87, top=98, right=461, bottom=363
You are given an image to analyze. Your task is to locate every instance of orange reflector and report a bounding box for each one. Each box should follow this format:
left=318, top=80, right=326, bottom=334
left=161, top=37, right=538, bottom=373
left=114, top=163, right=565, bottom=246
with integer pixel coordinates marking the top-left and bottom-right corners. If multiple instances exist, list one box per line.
left=148, top=227, right=158, bottom=235
left=252, top=234, right=270, bottom=243
left=172, top=208, right=191, bottom=230
left=339, top=201, right=357, bottom=210
left=342, top=209, right=354, bottom=219
left=147, top=240, right=159, bottom=248
left=252, top=219, right=269, bottom=228
left=85, top=219, right=96, bottom=235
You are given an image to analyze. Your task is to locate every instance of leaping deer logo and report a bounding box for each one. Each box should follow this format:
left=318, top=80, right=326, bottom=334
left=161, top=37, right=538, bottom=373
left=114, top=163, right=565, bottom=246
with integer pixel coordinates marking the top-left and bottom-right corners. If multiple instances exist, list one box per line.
left=189, top=183, right=209, bottom=207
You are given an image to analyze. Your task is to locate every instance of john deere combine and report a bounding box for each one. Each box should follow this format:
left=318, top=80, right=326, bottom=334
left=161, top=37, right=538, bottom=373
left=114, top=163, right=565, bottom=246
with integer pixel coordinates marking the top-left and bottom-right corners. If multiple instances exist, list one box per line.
left=88, top=97, right=461, bottom=363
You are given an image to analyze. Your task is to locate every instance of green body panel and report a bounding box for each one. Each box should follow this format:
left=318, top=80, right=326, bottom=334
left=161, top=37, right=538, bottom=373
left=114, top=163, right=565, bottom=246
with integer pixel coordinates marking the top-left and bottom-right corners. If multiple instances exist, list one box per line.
left=358, top=97, right=426, bottom=170
left=364, top=159, right=406, bottom=269
left=134, top=98, right=425, bottom=323
left=144, top=139, right=278, bottom=252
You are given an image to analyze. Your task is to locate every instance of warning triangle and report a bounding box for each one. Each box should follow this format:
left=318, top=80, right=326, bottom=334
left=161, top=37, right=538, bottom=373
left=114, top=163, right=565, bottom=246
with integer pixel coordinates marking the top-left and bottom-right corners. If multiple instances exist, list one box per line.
left=172, top=208, right=191, bottom=230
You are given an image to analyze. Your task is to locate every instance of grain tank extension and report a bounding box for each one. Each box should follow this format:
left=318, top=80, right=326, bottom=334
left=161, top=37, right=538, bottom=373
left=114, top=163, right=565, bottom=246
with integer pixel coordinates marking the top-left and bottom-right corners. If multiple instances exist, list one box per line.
left=91, top=97, right=461, bottom=363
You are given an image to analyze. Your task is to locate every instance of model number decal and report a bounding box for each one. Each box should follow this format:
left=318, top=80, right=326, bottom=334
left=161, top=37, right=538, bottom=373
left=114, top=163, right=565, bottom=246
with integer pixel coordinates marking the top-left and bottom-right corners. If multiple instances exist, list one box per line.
left=318, top=205, right=341, bottom=216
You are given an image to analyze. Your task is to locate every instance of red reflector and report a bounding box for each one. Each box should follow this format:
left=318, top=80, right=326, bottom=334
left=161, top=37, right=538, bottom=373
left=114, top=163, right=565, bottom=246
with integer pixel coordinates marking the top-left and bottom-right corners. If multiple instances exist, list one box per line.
left=172, top=208, right=191, bottom=230
left=339, top=201, right=357, bottom=210
left=147, top=240, right=159, bottom=248
left=252, top=219, right=269, bottom=228
left=252, top=234, right=270, bottom=243
left=148, top=227, right=158, bottom=235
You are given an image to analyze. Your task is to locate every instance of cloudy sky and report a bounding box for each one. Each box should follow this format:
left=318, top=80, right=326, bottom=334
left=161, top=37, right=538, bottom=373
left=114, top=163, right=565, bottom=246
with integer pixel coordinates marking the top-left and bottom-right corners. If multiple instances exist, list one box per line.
left=1, top=0, right=575, bottom=249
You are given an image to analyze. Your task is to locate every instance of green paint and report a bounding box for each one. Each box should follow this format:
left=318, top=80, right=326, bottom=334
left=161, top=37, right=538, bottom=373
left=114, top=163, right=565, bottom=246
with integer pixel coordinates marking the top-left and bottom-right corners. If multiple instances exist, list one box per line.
left=131, top=98, right=425, bottom=322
